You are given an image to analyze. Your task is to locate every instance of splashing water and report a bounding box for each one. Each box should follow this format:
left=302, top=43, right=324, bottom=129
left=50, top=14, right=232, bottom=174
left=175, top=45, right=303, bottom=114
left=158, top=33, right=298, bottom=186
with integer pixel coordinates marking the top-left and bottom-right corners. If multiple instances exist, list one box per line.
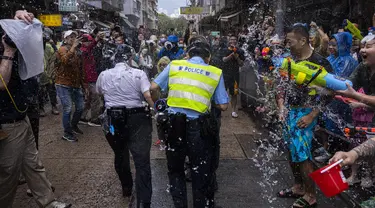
left=159, top=142, right=167, bottom=151
left=251, top=131, right=285, bottom=206
left=166, top=184, right=171, bottom=193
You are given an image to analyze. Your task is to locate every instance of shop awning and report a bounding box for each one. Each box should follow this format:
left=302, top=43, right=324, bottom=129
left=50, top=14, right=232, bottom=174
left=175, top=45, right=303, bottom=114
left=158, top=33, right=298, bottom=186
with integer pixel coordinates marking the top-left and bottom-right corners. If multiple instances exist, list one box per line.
left=218, top=11, right=242, bottom=22
left=94, top=21, right=111, bottom=29
left=122, top=17, right=135, bottom=29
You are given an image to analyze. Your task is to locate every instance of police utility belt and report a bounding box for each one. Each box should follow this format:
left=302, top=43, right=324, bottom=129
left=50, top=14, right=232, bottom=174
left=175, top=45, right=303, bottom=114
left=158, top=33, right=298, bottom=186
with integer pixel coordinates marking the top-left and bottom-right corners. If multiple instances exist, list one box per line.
left=166, top=112, right=219, bottom=145
left=107, top=106, right=149, bottom=135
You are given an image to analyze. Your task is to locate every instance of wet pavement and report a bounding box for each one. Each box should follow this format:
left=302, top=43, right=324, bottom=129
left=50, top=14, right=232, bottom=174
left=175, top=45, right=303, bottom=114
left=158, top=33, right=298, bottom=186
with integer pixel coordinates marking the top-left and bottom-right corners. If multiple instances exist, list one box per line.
left=13, top=107, right=349, bottom=208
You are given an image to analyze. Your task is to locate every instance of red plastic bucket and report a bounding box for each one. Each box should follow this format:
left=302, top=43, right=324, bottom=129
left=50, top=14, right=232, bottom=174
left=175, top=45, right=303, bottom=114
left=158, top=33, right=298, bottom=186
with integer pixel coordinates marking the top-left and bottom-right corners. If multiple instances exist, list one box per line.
left=309, top=160, right=348, bottom=197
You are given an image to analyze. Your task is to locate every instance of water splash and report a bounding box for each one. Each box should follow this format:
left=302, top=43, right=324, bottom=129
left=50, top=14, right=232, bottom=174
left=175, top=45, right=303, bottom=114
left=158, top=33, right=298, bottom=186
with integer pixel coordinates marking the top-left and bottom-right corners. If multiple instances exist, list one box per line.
left=251, top=131, right=285, bottom=206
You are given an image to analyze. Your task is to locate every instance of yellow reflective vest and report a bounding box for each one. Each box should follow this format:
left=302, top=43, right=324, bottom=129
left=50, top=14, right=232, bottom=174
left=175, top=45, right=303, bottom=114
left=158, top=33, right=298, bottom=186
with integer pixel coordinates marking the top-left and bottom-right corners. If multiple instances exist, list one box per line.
left=167, top=60, right=222, bottom=113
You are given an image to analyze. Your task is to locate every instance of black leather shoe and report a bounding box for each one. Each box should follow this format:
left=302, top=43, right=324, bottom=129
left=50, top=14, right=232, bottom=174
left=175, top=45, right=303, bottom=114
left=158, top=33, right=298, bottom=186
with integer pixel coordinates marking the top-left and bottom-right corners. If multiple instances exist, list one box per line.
left=139, top=202, right=151, bottom=208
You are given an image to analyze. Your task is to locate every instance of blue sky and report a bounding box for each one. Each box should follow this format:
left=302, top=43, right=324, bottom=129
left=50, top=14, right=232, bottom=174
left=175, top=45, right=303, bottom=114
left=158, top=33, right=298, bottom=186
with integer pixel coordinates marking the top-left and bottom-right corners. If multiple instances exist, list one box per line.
left=158, top=0, right=186, bottom=17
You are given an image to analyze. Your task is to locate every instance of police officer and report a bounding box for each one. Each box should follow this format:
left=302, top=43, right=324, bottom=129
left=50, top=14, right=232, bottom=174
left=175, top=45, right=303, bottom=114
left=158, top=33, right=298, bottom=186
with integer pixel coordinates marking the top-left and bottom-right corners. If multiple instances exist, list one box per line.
left=96, top=44, right=154, bottom=208
left=151, top=36, right=229, bottom=208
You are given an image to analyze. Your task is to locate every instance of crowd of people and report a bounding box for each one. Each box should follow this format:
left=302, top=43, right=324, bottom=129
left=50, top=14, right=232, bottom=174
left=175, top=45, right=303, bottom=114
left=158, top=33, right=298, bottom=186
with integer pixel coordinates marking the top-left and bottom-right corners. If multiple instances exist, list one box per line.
left=239, top=15, right=375, bottom=208
left=0, top=9, right=232, bottom=208
left=2, top=7, right=375, bottom=208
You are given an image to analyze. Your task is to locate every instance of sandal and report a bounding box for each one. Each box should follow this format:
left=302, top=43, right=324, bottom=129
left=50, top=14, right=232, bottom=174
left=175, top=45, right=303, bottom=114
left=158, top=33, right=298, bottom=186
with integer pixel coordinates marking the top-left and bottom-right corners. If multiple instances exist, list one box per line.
left=292, top=197, right=317, bottom=208
left=277, top=188, right=304, bottom=198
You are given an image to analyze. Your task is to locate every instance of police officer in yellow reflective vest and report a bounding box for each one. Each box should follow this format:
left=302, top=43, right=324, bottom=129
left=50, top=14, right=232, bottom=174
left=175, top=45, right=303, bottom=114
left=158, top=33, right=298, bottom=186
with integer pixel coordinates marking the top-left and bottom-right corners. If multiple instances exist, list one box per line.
left=151, top=36, right=229, bottom=208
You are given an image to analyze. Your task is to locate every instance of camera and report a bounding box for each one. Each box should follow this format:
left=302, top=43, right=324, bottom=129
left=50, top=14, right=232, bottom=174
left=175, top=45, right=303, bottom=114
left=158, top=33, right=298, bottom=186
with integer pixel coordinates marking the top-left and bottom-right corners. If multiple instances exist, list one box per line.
left=0, top=25, right=17, bottom=48
left=4, top=34, right=16, bottom=48
left=102, top=42, right=118, bottom=59
left=229, top=46, right=238, bottom=53
left=146, top=40, right=155, bottom=47
left=165, top=41, right=173, bottom=50
left=239, top=36, right=247, bottom=44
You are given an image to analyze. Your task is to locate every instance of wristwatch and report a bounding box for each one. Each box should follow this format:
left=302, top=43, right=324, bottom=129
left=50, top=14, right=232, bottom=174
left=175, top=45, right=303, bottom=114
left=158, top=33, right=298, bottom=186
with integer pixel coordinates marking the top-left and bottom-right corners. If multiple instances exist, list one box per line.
left=0, top=56, right=14, bottom=60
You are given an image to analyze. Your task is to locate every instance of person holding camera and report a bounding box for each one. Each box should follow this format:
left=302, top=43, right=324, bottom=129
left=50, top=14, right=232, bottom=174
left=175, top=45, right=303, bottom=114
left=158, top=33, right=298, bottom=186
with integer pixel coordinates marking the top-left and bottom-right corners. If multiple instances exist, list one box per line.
left=96, top=44, right=154, bottom=208
left=157, top=35, right=184, bottom=61
left=146, top=35, right=160, bottom=68
left=222, top=35, right=245, bottom=118
left=0, top=10, right=71, bottom=208
left=39, top=31, right=59, bottom=117
left=79, top=33, right=104, bottom=127
left=55, top=30, right=85, bottom=142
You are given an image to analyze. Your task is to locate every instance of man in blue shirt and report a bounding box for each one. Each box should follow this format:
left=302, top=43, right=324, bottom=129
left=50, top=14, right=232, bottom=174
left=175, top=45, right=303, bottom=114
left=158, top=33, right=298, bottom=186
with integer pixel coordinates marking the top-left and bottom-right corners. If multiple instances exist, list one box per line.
left=151, top=36, right=229, bottom=208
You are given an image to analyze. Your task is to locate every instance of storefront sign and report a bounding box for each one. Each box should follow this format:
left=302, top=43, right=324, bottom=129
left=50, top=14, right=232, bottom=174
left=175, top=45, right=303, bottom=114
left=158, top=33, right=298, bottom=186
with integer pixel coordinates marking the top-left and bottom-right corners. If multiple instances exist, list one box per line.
left=38, top=14, right=62, bottom=27
left=180, top=7, right=203, bottom=15
left=59, top=0, right=78, bottom=12
left=62, top=16, right=73, bottom=26
left=211, top=31, right=220, bottom=36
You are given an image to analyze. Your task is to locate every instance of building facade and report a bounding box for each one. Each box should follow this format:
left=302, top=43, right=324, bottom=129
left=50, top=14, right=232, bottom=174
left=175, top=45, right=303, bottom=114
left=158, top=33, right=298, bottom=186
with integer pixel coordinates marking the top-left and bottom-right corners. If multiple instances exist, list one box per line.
left=123, top=0, right=158, bottom=30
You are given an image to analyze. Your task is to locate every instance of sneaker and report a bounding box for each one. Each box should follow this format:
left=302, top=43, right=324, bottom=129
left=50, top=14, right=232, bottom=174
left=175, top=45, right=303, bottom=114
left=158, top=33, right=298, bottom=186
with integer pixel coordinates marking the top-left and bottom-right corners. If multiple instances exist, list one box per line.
left=40, top=108, right=46, bottom=117
left=72, top=126, right=83, bottom=135
left=361, top=176, right=373, bottom=188
left=78, top=119, right=89, bottom=125
left=314, top=151, right=332, bottom=163
left=139, top=203, right=151, bottom=208
left=62, top=134, right=78, bottom=142
left=45, top=201, right=72, bottom=208
left=231, top=112, right=239, bottom=118
left=51, top=106, right=59, bottom=115
left=88, top=121, right=101, bottom=127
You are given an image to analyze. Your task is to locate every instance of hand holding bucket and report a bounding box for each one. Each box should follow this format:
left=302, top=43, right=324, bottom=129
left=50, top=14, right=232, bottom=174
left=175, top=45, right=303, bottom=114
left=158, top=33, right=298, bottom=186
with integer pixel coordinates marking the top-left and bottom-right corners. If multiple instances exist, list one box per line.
left=309, top=159, right=348, bottom=197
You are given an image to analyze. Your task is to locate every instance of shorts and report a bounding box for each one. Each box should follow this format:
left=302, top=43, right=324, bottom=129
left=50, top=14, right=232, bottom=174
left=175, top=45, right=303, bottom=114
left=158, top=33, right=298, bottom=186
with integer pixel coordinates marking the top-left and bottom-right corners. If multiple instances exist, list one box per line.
left=283, top=107, right=317, bottom=163
left=224, top=73, right=239, bottom=96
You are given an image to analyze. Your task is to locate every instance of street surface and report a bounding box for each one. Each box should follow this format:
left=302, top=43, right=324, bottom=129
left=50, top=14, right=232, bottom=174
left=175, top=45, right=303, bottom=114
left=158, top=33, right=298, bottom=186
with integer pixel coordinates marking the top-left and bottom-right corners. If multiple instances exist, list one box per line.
left=14, top=106, right=348, bottom=208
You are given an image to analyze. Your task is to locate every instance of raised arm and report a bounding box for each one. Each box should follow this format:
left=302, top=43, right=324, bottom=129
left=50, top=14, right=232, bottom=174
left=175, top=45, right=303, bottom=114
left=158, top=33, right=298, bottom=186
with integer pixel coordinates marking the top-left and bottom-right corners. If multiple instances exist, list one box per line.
left=0, top=37, right=17, bottom=90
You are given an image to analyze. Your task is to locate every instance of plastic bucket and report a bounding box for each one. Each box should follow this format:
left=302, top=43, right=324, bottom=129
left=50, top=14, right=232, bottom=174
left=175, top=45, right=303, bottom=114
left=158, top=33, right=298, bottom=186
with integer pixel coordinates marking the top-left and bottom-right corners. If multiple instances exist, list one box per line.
left=309, top=160, right=348, bottom=197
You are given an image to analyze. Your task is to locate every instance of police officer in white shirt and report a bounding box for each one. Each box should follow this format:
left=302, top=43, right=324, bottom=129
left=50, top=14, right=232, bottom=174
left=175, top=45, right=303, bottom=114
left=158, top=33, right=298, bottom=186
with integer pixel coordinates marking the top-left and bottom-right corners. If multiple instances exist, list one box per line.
left=96, top=44, right=154, bottom=208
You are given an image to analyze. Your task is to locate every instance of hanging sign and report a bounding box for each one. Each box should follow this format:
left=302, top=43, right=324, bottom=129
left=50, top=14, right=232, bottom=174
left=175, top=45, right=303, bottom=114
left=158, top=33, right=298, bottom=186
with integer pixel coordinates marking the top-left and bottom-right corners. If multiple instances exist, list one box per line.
left=59, top=0, right=78, bottom=12
left=38, top=14, right=63, bottom=27
left=180, top=7, right=204, bottom=15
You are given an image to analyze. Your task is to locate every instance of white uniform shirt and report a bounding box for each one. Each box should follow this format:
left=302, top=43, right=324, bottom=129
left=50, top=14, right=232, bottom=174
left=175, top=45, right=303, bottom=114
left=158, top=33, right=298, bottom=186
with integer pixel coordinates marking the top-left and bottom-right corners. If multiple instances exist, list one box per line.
left=96, top=62, right=151, bottom=108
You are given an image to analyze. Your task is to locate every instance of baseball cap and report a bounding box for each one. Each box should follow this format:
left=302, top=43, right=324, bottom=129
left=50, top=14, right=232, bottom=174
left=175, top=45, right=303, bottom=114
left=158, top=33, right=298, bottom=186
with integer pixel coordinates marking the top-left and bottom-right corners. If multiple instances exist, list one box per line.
left=63, top=30, right=78, bottom=39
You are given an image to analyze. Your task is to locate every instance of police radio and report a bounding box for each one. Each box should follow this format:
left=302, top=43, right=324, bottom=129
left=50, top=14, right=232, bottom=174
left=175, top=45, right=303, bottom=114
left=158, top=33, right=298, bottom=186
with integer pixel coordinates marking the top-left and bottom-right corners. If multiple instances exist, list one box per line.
left=155, top=99, right=168, bottom=112
left=154, top=99, right=169, bottom=126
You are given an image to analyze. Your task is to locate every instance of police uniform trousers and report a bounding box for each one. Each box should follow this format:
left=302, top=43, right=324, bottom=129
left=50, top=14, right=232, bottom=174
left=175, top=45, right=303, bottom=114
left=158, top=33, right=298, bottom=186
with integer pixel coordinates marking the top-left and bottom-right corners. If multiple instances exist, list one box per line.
left=105, top=108, right=152, bottom=207
left=166, top=114, right=216, bottom=208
